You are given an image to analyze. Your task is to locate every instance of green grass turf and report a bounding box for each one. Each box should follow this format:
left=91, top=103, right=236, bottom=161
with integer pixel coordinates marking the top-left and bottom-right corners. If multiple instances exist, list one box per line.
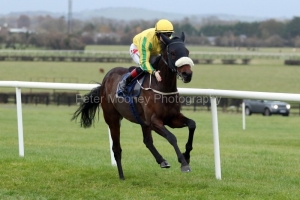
left=1, top=58, right=299, bottom=93
left=1, top=47, right=300, bottom=199
left=0, top=105, right=300, bottom=199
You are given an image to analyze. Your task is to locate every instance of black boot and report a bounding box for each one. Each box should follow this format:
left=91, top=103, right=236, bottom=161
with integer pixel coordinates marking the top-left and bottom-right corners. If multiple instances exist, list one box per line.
left=119, top=75, right=133, bottom=94
left=119, top=79, right=127, bottom=92
left=118, top=68, right=142, bottom=95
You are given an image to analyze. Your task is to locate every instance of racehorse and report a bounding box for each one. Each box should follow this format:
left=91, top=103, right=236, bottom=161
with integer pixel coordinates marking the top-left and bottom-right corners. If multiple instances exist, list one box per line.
left=72, top=32, right=196, bottom=180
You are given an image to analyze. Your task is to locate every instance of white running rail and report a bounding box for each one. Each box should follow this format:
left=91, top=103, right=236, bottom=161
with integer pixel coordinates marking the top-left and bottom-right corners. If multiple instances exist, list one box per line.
left=1, top=81, right=300, bottom=180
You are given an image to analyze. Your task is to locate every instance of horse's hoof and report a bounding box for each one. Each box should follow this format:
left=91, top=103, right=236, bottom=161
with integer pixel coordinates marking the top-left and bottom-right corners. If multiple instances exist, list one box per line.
left=160, top=160, right=171, bottom=168
left=181, top=165, right=191, bottom=172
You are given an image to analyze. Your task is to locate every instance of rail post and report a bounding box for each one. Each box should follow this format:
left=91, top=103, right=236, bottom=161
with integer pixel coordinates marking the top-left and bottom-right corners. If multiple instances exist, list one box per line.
left=210, top=96, right=222, bottom=180
left=242, top=101, right=246, bottom=130
left=15, top=87, right=24, bottom=157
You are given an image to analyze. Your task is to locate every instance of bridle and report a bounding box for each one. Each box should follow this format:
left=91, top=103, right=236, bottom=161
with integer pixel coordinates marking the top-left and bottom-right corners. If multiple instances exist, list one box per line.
left=160, top=41, right=187, bottom=80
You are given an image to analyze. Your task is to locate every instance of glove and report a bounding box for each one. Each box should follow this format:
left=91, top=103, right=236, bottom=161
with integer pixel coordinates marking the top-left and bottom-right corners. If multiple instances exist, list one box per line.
left=152, top=70, right=162, bottom=82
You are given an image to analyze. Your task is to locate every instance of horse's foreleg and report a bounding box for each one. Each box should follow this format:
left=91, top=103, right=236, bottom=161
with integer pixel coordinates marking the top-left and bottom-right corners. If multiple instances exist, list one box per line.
left=151, top=119, right=190, bottom=172
left=168, top=114, right=196, bottom=164
left=141, top=126, right=170, bottom=168
left=182, top=118, right=196, bottom=164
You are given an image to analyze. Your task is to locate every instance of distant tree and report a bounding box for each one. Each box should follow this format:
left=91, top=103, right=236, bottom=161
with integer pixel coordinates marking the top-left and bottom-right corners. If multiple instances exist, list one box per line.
left=244, top=37, right=262, bottom=47
left=96, top=37, right=116, bottom=45
left=233, top=22, right=260, bottom=37
left=179, top=23, right=198, bottom=36
left=200, top=24, right=233, bottom=36
left=46, top=32, right=65, bottom=49
left=285, top=17, right=300, bottom=39
left=83, top=23, right=95, bottom=32
left=259, top=20, right=285, bottom=39
left=173, top=23, right=181, bottom=34
left=99, top=25, right=111, bottom=33
left=39, top=16, right=67, bottom=33
left=17, top=15, right=31, bottom=28
left=185, top=36, right=210, bottom=45
left=293, top=36, right=300, bottom=47
left=80, top=34, right=95, bottom=45
left=63, top=36, right=85, bottom=50
left=0, top=29, right=9, bottom=44
left=123, top=25, right=130, bottom=34
left=4, top=13, right=300, bottom=48
left=27, top=34, right=38, bottom=47
left=265, top=35, right=285, bottom=47
left=119, top=34, right=133, bottom=45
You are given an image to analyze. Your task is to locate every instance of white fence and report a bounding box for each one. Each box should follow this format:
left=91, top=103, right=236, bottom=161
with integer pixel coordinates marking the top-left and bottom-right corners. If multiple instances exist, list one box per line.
left=1, top=81, right=300, bottom=180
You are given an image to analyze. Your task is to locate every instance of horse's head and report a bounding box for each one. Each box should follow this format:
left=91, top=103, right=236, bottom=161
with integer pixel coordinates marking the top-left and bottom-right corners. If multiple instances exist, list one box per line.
left=161, top=32, right=194, bottom=83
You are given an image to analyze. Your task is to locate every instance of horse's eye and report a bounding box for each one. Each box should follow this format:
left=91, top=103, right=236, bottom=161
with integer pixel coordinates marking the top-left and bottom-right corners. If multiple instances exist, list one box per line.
left=171, top=52, right=175, bottom=56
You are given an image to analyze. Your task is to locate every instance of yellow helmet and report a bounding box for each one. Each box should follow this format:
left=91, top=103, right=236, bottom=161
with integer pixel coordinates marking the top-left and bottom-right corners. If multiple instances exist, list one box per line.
left=155, top=19, right=174, bottom=33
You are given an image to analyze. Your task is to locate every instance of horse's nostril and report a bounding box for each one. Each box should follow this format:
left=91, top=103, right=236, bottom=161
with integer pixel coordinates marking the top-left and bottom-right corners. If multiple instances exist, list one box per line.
left=181, top=72, right=192, bottom=83
left=182, top=72, right=192, bottom=78
left=182, top=72, right=188, bottom=76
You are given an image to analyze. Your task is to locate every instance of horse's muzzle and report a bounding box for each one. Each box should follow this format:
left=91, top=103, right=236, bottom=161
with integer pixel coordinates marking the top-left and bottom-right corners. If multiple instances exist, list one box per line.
left=181, top=72, right=193, bottom=83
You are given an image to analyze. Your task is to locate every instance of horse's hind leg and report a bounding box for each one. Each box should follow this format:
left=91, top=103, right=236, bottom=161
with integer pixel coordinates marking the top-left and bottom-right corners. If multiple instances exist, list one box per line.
left=141, top=126, right=170, bottom=168
left=103, top=110, right=125, bottom=180
left=109, top=124, right=125, bottom=180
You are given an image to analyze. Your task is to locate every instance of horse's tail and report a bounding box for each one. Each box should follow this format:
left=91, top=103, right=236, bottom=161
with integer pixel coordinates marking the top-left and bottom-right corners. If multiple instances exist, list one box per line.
left=71, top=85, right=101, bottom=128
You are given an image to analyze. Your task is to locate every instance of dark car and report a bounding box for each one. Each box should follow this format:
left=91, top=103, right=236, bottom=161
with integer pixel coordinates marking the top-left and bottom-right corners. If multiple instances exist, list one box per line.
left=244, top=99, right=290, bottom=116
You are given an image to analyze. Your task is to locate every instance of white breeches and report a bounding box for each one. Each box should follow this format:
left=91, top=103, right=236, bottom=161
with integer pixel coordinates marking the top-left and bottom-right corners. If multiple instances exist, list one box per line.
left=129, top=43, right=159, bottom=66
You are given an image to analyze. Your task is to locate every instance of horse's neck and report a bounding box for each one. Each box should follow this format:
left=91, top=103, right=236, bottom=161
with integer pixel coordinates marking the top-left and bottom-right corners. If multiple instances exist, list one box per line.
left=154, top=58, right=177, bottom=92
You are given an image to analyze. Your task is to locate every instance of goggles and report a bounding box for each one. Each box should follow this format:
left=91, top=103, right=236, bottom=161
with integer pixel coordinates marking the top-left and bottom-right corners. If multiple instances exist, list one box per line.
left=162, top=32, right=172, bottom=37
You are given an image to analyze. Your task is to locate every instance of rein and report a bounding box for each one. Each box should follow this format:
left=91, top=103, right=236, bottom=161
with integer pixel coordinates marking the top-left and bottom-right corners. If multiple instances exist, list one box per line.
left=137, top=75, right=179, bottom=95
left=161, top=55, right=184, bottom=81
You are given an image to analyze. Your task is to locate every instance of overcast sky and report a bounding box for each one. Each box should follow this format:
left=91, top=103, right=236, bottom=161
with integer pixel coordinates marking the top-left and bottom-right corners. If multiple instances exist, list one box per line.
left=1, top=0, right=299, bottom=19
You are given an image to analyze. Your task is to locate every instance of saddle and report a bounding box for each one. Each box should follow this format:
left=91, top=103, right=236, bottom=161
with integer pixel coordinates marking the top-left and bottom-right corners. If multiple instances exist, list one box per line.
left=116, top=67, right=146, bottom=98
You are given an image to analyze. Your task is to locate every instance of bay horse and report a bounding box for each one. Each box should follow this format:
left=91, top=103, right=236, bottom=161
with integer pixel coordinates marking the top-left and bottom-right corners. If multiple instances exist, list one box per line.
left=72, top=32, right=196, bottom=180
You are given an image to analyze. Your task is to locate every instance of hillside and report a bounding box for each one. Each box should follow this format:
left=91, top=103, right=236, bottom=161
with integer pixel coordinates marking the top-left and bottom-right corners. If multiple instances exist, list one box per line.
left=1, top=7, right=267, bottom=22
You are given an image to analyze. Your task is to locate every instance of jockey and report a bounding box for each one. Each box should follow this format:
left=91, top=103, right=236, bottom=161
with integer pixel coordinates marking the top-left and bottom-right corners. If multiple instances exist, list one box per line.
left=118, top=19, right=174, bottom=93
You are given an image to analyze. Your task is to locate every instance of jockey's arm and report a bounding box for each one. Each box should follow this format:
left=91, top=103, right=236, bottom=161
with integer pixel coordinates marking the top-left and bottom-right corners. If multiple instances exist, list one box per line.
left=139, top=37, right=155, bottom=75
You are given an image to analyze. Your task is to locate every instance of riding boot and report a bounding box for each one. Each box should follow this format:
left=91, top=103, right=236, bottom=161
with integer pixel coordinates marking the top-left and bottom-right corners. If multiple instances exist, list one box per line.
left=119, top=68, right=140, bottom=93
left=119, top=78, right=130, bottom=93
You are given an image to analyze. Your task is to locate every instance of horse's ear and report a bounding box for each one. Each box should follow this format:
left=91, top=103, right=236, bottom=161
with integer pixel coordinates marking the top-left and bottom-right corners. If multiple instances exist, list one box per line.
left=161, top=33, right=171, bottom=45
left=180, top=32, right=185, bottom=42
